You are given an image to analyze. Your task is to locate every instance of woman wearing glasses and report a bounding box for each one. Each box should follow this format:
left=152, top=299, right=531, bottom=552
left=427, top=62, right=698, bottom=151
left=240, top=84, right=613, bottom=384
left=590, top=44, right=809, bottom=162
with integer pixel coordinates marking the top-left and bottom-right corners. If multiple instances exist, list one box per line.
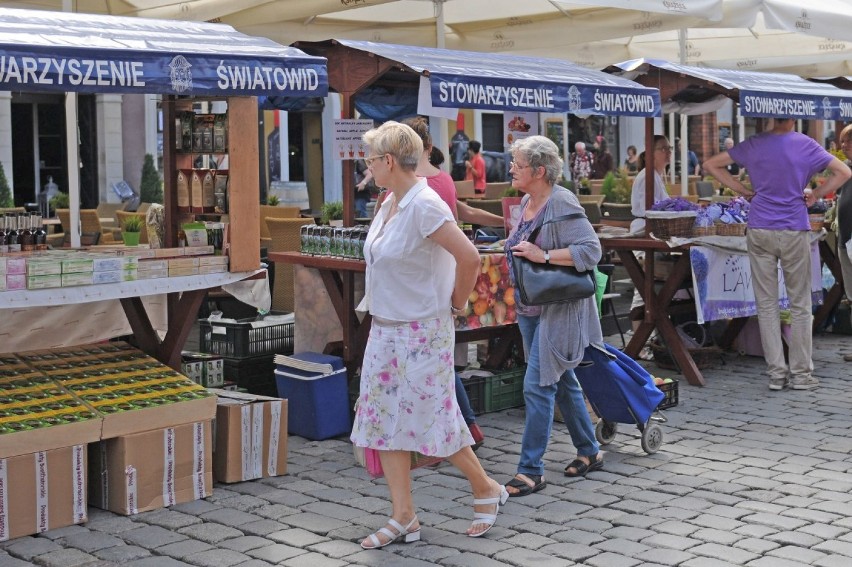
left=629, top=136, right=672, bottom=235
left=503, top=136, right=604, bottom=497
left=351, top=121, right=508, bottom=549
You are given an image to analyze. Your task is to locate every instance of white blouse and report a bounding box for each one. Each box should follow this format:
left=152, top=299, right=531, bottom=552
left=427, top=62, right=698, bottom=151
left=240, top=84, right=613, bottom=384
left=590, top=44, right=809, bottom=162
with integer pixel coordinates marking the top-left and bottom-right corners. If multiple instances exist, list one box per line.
left=630, top=168, right=669, bottom=234
left=363, top=178, right=456, bottom=322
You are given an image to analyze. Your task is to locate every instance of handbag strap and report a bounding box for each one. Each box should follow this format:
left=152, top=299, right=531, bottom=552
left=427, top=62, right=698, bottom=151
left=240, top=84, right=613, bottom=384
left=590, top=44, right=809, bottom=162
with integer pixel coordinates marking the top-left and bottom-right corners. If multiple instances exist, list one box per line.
left=526, top=213, right=585, bottom=243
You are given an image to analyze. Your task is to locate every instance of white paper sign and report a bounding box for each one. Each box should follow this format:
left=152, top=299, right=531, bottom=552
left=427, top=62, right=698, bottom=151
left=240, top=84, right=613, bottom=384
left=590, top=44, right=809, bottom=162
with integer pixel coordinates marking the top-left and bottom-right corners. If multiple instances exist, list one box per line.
left=333, top=119, right=373, bottom=160
left=504, top=111, right=539, bottom=149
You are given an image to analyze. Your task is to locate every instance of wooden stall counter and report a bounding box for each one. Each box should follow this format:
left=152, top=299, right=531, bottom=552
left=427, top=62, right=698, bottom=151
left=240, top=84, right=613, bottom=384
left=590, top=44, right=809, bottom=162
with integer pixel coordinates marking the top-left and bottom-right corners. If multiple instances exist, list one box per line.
left=271, top=251, right=522, bottom=377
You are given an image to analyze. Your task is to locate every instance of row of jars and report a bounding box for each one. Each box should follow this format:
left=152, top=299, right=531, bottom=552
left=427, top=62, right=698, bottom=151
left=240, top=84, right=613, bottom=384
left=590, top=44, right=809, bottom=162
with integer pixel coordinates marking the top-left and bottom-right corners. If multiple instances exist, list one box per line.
left=300, top=224, right=369, bottom=259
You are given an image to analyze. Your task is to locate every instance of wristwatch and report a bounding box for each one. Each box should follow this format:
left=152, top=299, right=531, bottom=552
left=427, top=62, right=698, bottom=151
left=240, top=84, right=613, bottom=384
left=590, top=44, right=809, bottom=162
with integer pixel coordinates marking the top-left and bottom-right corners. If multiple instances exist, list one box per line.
left=450, top=302, right=468, bottom=315
left=543, top=250, right=550, bottom=264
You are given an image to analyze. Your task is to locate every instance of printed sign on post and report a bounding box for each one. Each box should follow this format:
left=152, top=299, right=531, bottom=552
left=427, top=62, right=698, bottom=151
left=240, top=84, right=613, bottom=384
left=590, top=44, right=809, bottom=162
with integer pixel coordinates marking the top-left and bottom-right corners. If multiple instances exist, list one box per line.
left=333, top=119, right=373, bottom=160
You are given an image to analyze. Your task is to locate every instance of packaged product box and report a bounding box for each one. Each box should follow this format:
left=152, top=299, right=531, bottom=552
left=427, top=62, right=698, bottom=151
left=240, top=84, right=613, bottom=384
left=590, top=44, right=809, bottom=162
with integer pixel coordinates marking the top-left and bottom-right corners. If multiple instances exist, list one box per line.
left=5, top=257, right=26, bottom=275
left=198, top=264, right=228, bottom=275
left=168, top=266, right=200, bottom=277
left=198, top=254, right=229, bottom=266
left=168, top=257, right=201, bottom=270
left=91, top=256, right=128, bottom=272
left=88, top=420, right=212, bottom=515
left=0, top=277, right=5, bottom=291
left=61, top=257, right=95, bottom=274
left=0, top=444, right=88, bottom=541
left=5, top=274, right=25, bottom=291
left=177, top=170, right=191, bottom=213
left=181, top=352, right=224, bottom=388
left=0, top=256, right=6, bottom=275
left=184, top=245, right=215, bottom=256
left=154, top=247, right=185, bottom=258
left=25, top=258, right=62, bottom=276
left=92, top=269, right=137, bottom=285
left=61, top=272, right=95, bottom=287
left=137, top=267, right=169, bottom=280
left=209, top=390, right=287, bottom=483
left=138, top=259, right=169, bottom=271
left=27, top=274, right=63, bottom=290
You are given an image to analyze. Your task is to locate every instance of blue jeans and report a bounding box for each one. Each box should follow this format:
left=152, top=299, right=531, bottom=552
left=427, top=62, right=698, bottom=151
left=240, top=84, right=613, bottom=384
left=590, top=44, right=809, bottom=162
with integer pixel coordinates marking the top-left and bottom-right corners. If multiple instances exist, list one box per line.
left=516, top=314, right=598, bottom=477
left=355, top=195, right=369, bottom=218
left=455, top=373, right=476, bottom=425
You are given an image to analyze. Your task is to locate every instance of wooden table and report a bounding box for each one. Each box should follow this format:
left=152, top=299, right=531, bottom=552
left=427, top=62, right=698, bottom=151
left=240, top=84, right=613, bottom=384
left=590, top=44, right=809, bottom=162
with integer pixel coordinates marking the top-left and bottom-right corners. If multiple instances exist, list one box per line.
left=269, top=251, right=523, bottom=377
left=0, top=270, right=265, bottom=370
left=602, top=237, right=708, bottom=386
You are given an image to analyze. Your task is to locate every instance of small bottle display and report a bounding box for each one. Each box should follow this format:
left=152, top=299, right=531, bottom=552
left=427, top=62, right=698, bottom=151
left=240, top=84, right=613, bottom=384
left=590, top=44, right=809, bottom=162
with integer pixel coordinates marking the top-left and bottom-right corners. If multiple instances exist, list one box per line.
left=20, top=213, right=34, bottom=252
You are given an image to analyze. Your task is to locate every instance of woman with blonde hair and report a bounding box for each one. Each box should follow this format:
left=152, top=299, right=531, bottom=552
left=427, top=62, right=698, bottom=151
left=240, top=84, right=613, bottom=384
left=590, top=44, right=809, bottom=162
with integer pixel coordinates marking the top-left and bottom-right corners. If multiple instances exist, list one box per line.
left=351, top=121, right=508, bottom=549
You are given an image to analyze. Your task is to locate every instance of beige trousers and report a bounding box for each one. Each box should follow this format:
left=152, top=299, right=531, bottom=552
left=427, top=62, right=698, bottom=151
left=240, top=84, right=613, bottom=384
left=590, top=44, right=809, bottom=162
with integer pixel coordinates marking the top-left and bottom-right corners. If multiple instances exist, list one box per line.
left=746, top=229, right=814, bottom=382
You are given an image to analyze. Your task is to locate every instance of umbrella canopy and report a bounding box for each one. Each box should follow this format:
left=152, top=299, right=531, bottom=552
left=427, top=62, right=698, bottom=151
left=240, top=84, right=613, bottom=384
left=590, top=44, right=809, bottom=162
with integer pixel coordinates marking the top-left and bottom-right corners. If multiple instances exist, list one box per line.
left=608, top=58, right=852, bottom=120
left=329, top=39, right=660, bottom=117
left=0, top=7, right=328, bottom=97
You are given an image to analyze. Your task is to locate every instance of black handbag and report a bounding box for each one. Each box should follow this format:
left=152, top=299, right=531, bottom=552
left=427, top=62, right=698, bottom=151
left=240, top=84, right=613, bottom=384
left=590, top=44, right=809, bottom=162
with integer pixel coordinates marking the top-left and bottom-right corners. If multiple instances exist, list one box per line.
left=512, top=213, right=596, bottom=306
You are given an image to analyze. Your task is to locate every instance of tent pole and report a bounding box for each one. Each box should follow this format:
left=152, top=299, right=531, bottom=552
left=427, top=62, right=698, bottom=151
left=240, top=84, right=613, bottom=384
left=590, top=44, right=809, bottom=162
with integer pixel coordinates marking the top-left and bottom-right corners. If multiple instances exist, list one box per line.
left=432, top=0, right=449, bottom=173
left=65, top=94, right=80, bottom=248
left=680, top=115, right=688, bottom=196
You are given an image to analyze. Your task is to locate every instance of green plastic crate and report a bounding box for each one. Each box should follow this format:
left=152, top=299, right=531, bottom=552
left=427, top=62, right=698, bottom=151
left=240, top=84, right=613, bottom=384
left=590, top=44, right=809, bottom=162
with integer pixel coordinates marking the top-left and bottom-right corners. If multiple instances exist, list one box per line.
left=484, top=366, right=526, bottom=412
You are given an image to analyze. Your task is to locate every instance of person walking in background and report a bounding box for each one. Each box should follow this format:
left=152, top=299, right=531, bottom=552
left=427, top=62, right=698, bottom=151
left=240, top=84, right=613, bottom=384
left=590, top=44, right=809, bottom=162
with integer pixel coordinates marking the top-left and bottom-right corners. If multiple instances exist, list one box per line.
left=351, top=121, right=508, bottom=549
left=624, top=144, right=639, bottom=173
left=502, top=135, right=604, bottom=497
left=592, top=139, right=614, bottom=179
left=465, top=140, right=487, bottom=195
left=570, top=141, right=594, bottom=183
left=833, top=125, right=852, bottom=361
left=704, top=118, right=851, bottom=391
left=354, top=158, right=374, bottom=218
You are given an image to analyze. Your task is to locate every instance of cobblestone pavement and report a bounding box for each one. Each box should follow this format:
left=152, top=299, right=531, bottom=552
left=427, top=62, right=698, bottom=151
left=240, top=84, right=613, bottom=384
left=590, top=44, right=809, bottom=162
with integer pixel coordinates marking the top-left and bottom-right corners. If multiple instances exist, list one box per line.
left=2, top=332, right=851, bottom=567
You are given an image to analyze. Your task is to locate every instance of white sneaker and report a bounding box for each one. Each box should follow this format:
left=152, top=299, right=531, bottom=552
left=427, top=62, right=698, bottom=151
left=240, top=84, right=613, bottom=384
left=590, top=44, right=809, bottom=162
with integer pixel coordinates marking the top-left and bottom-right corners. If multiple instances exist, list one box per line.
left=790, top=376, right=819, bottom=390
left=768, top=377, right=787, bottom=391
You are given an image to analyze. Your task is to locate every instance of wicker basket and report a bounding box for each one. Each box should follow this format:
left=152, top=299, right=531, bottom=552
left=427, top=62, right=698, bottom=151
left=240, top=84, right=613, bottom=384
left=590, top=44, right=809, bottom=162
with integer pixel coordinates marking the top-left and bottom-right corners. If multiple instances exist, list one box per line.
left=693, top=225, right=716, bottom=237
left=646, top=215, right=695, bottom=239
left=715, top=222, right=747, bottom=237
left=808, top=214, right=825, bottom=232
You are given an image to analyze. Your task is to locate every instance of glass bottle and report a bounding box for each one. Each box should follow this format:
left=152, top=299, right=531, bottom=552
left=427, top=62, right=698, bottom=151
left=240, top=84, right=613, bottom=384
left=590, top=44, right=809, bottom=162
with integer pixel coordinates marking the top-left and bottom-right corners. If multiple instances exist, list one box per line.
left=20, top=213, right=35, bottom=252
left=0, top=214, right=7, bottom=252
left=34, top=214, right=47, bottom=250
left=6, top=214, right=20, bottom=252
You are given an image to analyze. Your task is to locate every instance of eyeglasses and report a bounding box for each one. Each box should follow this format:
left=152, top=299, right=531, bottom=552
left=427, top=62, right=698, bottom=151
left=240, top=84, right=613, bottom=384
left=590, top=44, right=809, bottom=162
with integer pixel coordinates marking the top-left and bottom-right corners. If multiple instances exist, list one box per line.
left=364, top=154, right=387, bottom=167
left=510, top=161, right=532, bottom=170
left=655, top=146, right=674, bottom=152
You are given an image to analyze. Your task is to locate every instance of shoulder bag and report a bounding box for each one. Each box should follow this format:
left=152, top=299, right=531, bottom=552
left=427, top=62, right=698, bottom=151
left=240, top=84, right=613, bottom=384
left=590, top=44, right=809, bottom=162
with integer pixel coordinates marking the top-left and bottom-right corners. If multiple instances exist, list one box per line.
left=512, top=213, right=596, bottom=305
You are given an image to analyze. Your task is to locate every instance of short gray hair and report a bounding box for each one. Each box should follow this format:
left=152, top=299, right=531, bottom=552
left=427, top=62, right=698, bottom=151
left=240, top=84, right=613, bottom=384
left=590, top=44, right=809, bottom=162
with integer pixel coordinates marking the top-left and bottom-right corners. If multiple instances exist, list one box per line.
left=362, top=121, right=422, bottom=171
left=512, top=135, right=563, bottom=185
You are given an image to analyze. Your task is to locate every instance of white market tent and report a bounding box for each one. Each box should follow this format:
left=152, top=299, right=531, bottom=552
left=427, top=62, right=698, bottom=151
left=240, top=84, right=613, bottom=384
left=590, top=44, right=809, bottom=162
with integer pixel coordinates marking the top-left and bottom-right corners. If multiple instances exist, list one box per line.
left=8, top=1, right=852, bottom=76
left=0, top=7, right=327, bottom=247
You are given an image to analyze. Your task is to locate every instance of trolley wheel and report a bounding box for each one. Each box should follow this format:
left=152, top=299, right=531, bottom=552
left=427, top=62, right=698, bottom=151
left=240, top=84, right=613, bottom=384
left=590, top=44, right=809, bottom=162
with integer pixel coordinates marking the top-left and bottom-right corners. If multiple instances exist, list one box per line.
left=595, top=420, right=618, bottom=445
left=641, top=422, right=664, bottom=454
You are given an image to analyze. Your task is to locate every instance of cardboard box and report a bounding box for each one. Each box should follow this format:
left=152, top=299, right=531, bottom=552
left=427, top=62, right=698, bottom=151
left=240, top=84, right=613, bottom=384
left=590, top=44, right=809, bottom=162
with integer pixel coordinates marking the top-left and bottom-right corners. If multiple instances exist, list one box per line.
left=210, top=390, right=287, bottom=483
left=98, top=386, right=216, bottom=440
left=89, top=421, right=212, bottom=515
left=0, top=445, right=88, bottom=541
left=137, top=268, right=169, bottom=280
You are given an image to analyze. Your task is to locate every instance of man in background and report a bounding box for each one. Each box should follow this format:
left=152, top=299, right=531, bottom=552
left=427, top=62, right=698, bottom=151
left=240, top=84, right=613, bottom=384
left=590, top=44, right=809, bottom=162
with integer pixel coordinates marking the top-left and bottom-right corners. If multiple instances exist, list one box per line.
left=704, top=118, right=850, bottom=391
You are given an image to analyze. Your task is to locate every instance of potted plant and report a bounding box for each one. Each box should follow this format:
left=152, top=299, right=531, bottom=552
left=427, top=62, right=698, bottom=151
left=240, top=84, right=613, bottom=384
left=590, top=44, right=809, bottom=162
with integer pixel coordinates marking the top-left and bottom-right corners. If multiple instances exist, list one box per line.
left=321, top=200, right=344, bottom=226
left=50, top=191, right=70, bottom=211
left=139, top=153, right=163, bottom=204
left=121, top=214, right=143, bottom=246
left=601, top=173, right=633, bottom=220
left=266, top=194, right=280, bottom=206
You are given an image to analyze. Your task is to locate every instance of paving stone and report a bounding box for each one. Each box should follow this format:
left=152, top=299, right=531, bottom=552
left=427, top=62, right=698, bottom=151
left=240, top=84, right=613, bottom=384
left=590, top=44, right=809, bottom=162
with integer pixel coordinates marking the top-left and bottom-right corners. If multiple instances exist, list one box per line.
left=0, top=555, right=36, bottom=567
left=61, top=531, right=124, bottom=553
left=689, top=527, right=742, bottom=545
left=634, top=547, right=697, bottom=566
left=688, top=542, right=759, bottom=564
left=178, top=522, right=244, bottom=543
left=267, top=528, right=330, bottom=548
left=125, top=557, right=192, bottom=566
left=121, top=525, right=188, bottom=549
left=156, top=538, right=216, bottom=560
left=245, top=543, right=306, bottom=563
left=278, top=551, right=348, bottom=567
left=27, top=548, right=98, bottom=567
left=765, top=544, right=829, bottom=565
left=583, top=551, right=641, bottom=567
left=493, top=546, right=574, bottom=567
left=198, top=509, right=264, bottom=529
left=93, top=545, right=151, bottom=562
left=3, top=537, right=62, bottom=560
left=182, top=548, right=252, bottom=567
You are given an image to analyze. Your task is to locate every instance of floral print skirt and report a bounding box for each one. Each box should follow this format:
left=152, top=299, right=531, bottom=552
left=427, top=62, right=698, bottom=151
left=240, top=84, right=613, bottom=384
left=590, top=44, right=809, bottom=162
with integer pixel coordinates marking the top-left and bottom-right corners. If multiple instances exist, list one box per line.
left=350, top=315, right=472, bottom=457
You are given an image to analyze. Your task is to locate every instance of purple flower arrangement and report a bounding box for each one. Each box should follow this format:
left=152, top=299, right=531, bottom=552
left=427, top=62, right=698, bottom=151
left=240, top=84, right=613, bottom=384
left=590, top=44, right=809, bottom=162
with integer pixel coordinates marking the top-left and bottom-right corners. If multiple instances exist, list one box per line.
left=697, top=197, right=749, bottom=228
left=650, top=197, right=701, bottom=213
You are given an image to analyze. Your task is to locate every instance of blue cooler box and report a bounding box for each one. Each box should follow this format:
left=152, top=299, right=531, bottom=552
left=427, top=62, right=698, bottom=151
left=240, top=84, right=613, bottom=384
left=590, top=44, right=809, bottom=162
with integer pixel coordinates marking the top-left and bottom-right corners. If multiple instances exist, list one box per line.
left=274, top=352, right=350, bottom=440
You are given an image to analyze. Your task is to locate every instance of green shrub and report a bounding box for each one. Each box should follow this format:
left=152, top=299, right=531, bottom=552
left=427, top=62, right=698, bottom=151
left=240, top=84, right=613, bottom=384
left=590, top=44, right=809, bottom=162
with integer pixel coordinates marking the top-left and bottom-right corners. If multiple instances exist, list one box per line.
left=0, top=163, right=12, bottom=208
left=320, top=201, right=344, bottom=224
left=50, top=191, right=70, bottom=210
left=266, top=194, right=280, bottom=206
left=139, top=154, right=163, bottom=204
left=122, top=214, right=143, bottom=232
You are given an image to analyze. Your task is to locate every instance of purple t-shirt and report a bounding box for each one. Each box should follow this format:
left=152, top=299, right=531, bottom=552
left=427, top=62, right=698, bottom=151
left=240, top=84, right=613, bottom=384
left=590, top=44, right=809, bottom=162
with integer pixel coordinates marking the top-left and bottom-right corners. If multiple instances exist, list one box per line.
left=728, top=131, right=832, bottom=231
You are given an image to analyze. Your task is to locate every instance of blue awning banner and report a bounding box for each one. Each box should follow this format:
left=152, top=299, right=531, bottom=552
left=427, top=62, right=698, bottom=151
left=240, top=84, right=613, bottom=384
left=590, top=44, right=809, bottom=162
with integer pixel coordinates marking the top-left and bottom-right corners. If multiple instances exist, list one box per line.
left=612, top=58, right=852, bottom=120
left=0, top=8, right=328, bottom=98
left=336, top=40, right=660, bottom=117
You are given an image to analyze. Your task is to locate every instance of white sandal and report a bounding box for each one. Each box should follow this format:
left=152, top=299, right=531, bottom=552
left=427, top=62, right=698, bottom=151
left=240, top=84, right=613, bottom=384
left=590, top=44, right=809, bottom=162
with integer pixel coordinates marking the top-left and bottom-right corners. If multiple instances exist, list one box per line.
left=361, top=516, right=420, bottom=549
left=468, top=485, right=509, bottom=538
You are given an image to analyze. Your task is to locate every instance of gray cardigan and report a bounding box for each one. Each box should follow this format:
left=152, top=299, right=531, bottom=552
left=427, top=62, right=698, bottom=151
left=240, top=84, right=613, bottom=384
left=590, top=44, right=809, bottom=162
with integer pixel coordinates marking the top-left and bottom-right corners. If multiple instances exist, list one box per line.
left=521, top=186, right=604, bottom=386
